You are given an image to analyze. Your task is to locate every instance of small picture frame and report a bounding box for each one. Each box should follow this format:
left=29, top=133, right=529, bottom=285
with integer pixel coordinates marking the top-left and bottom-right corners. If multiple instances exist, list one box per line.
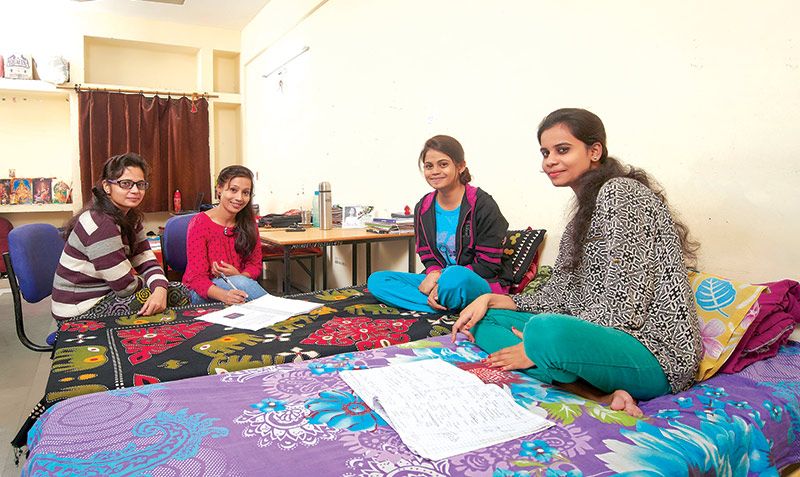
left=0, top=179, right=10, bottom=205
left=33, top=178, right=52, bottom=204
left=12, top=178, right=33, bottom=204
left=342, top=205, right=369, bottom=228
left=52, top=180, right=72, bottom=204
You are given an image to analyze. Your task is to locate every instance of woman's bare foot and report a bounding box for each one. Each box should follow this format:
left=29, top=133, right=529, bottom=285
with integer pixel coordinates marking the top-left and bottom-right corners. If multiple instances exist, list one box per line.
left=558, top=381, right=644, bottom=418
left=603, top=389, right=643, bottom=417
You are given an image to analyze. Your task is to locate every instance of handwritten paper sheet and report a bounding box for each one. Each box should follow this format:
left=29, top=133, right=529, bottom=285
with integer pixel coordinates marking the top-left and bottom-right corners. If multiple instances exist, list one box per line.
left=341, top=359, right=553, bottom=461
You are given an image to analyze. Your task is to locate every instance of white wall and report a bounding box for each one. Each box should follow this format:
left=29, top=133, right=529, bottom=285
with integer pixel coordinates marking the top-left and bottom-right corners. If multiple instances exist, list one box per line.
left=241, top=0, right=800, bottom=286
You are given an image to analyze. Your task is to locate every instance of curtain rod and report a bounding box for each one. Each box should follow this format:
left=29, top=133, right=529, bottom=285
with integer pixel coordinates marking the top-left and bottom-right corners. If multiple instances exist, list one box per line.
left=262, top=46, right=310, bottom=79
left=57, top=84, right=218, bottom=99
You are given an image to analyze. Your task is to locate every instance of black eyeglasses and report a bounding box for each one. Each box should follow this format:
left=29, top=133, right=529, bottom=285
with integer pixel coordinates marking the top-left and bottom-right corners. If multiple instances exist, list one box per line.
left=107, top=179, right=150, bottom=190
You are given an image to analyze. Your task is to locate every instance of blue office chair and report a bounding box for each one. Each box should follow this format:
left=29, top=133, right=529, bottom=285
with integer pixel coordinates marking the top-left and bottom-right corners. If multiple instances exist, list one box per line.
left=161, top=213, right=197, bottom=275
left=3, top=224, right=64, bottom=352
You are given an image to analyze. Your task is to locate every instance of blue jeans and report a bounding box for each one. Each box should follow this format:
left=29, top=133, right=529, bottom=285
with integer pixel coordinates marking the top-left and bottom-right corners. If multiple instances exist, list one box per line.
left=367, top=265, right=491, bottom=313
left=189, top=275, right=268, bottom=305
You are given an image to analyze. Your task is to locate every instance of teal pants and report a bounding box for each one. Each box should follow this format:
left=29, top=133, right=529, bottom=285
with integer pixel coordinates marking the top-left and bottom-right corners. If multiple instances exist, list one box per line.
left=472, top=309, right=670, bottom=400
left=367, top=265, right=491, bottom=313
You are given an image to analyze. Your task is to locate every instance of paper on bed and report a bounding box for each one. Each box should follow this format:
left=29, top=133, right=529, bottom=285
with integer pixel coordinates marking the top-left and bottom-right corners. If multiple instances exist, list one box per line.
left=196, top=293, right=321, bottom=331
left=340, top=358, right=553, bottom=461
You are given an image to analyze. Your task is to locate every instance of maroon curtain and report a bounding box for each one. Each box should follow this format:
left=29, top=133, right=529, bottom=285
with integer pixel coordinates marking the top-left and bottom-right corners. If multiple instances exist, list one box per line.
left=78, top=91, right=211, bottom=212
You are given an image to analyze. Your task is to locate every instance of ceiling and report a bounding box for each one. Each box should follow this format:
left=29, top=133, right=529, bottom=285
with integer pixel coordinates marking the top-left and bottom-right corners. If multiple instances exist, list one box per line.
left=66, top=0, right=271, bottom=30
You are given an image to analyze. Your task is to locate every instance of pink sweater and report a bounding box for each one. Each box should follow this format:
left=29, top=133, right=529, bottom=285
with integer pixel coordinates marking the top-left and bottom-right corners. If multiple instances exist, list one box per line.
left=182, top=212, right=262, bottom=299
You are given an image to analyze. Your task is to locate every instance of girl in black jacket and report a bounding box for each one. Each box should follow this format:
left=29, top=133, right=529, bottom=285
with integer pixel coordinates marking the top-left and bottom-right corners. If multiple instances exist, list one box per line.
left=368, top=135, right=512, bottom=312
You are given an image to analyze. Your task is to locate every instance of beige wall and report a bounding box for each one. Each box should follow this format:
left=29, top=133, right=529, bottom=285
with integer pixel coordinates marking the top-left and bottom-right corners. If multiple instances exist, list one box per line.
left=0, top=3, right=240, bottom=232
left=241, top=0, right=800, bottom=286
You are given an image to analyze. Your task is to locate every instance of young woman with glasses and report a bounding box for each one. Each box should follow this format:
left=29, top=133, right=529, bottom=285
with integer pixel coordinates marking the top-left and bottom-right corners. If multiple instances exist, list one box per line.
left=183, top=165, right=267, bottom=305
left=52, top=153, right=190, bottom=321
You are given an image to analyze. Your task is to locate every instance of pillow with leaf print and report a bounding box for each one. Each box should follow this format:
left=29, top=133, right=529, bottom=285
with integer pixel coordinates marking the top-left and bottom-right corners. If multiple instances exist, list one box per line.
left=690, top=270, right=768, bottom=381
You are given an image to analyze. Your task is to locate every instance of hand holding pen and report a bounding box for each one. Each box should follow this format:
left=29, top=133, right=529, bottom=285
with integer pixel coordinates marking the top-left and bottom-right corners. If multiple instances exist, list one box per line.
left=216, top=268, right=248, bottom=305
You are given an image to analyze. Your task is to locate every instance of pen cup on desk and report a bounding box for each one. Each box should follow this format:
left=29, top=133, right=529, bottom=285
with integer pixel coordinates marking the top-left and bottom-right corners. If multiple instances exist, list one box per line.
left=300, top=210, right=312, bottom=226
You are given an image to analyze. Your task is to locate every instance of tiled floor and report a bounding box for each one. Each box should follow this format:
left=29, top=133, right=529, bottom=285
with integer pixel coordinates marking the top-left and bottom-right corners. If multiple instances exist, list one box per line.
left=0, top=290, right=54, bottom=476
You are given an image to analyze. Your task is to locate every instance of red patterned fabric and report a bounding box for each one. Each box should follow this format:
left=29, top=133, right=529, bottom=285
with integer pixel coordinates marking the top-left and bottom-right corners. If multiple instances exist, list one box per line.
left=117, top=321, right=213, bottom=365
left=455, top=361, right=526, bottom=386
left=301, top=316, right=416, bottom=350
left=59, top=320, right=106, bottom=333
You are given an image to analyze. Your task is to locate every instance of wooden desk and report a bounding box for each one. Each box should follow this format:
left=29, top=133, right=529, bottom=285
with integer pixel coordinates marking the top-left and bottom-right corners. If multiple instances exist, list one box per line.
left=259, top=227, right=415, bottom=293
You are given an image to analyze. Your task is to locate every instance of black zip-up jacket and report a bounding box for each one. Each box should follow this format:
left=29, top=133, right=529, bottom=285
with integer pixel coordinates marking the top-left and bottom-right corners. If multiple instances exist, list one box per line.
left=414, top=184, right=512, bottom=293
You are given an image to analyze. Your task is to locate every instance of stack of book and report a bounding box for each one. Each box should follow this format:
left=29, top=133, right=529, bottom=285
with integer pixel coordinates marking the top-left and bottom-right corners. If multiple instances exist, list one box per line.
left=365, top=216, right=414, bottom=234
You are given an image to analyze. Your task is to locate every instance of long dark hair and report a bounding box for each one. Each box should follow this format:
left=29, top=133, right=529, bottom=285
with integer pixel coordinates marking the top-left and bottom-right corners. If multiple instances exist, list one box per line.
left=64, top=153, right=148, bottom=255
left=418, top=135, right=472, bottom=184
left=537, top=108, right=698, bottom=270
left=215, top=165, right=257, bottom=259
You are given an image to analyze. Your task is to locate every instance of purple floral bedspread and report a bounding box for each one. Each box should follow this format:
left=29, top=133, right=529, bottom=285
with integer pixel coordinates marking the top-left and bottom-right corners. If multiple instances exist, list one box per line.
left=23, top=337, right=800, bottom=476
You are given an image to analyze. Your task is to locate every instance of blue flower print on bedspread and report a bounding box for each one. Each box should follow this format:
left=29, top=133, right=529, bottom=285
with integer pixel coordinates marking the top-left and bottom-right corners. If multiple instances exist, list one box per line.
left=305, top=390, right=387, bottom=432
left=595, top=383, right=780, bottom=476
left=494, top=438, right=586, bottom=477
left=251, top=398, right=286, bottom=413
left=23, top=408, right=228, bottom=477
left=758, top=381, right=800, bottom=444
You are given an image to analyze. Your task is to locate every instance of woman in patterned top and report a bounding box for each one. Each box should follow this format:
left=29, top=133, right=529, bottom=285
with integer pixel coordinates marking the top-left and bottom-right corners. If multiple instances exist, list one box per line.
left=452, top=108, right=702, bottom=416
left=183, top=165, right=267, bottom=305
left=52, top=153, right=189, bottom=321
left=368, top=135, right=512, bottom=313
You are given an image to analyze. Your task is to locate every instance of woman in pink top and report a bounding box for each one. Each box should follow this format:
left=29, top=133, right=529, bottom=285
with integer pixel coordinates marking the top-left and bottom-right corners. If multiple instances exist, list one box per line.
left=183, top=166, right=267, bottom=305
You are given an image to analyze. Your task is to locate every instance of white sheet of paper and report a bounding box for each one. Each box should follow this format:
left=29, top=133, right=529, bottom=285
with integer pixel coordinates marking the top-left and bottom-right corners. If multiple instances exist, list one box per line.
left=340, top=358, right=553, bottom=461
left=196, top=293, right=321, bottom=331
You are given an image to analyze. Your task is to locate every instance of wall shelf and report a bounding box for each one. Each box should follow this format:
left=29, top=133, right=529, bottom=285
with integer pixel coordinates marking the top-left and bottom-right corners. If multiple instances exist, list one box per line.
left=0, top=204, right=74, bottom=213
left=0, top=79, right=70, bottom=97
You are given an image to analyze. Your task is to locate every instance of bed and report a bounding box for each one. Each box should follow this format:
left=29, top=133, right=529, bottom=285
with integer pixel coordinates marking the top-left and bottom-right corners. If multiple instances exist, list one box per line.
left=21, top=333, right=800, bottom=476
left=12, top=286, right=455, bottom=451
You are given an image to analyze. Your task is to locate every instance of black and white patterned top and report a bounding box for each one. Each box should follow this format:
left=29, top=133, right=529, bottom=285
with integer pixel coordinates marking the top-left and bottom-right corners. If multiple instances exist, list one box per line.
left=512, top=177, right=702, bottom=392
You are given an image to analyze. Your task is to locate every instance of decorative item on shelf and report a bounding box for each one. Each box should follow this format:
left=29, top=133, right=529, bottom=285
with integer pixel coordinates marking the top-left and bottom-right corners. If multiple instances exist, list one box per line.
left=36, top=56, right=69, bottom=85
left=12, top=178, right=33, bottom=204
left=0, top=55, right=4, bottom=78
left=8, top=169, right=16, bottom=204
left=33, top=178, right=52, bottom=204
left=0, top=179, right=9, bottom=205
left=52, top=180, right=72, bottom=204
left=3, top=53, right=33, bottom=80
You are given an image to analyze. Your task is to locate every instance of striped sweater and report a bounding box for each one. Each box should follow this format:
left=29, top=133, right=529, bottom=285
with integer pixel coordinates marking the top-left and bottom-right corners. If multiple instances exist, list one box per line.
left=51, top=210, right=168, bottom=320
